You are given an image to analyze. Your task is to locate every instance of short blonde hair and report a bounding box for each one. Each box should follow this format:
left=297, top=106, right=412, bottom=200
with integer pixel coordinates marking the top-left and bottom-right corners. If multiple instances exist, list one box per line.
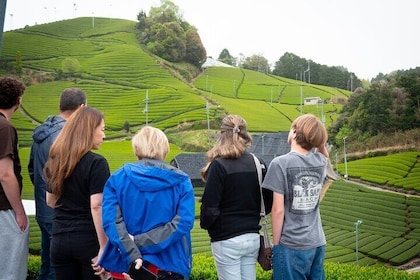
left=132, top=126, right=169, bottom=160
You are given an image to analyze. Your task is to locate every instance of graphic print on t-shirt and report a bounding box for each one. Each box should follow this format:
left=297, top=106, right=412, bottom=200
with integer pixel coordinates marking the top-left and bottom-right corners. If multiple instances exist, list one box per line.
left=288, top=166, right=324, bottom=214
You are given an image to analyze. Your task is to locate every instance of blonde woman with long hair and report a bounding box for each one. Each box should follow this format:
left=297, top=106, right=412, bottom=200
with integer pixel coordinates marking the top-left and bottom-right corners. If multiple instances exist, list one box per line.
left=43, top=107, right=110, bottom=280
left=200, top=115, right=272, bottom=280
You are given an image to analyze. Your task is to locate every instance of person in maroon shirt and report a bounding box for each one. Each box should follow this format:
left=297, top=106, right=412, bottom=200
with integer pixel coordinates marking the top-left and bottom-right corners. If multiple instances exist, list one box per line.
left=0, top=76, right=29, bottom=280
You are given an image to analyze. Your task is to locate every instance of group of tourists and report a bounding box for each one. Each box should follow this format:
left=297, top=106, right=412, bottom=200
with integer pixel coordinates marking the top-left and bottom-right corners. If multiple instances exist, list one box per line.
left=0, top=75, right=329, bottom=280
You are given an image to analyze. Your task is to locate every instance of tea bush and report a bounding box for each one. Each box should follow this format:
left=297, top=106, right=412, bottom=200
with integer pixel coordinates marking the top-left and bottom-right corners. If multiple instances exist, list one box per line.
left=27, top=254, right=420, bottom=280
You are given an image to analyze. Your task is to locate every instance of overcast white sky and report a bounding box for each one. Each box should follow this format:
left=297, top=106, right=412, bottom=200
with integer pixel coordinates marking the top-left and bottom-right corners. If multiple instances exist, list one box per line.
left=3, top=0, right=420, bottom=80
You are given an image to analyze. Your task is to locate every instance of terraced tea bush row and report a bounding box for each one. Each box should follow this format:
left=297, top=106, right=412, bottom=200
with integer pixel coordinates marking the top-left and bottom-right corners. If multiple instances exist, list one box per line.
left=337, top=151, right=420, bottom=192
left=321, top=180, right=420, bottom=265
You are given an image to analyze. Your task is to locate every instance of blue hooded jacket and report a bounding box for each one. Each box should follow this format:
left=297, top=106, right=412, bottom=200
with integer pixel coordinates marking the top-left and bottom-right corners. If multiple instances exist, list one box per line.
left=28, top=115, right=66, bottom=223
left=99, top=159, right=195, bottom=279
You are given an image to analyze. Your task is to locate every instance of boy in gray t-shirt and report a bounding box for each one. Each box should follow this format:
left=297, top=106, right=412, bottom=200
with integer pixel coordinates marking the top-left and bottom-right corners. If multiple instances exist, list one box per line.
left=262, top=114, right=329, bottom=280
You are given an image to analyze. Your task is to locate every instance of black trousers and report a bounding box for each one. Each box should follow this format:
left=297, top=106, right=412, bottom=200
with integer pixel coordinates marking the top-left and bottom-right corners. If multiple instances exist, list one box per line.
left=50, top=231, right=100, bottom=280
left=157, top=270, right=184, bottom=280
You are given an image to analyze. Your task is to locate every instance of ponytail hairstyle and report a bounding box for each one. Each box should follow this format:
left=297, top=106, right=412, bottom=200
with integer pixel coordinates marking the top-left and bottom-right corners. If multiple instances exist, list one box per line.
left=43, top=107, right=104, bottom=206
left=201, top=114, right=252, bottom=181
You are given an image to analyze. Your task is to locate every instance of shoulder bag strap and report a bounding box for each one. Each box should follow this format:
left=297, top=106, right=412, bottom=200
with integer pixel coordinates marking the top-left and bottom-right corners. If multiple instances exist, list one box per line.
left=251, top=154, right=271, bottom=248
left=251, top=153, right=265, bottom=216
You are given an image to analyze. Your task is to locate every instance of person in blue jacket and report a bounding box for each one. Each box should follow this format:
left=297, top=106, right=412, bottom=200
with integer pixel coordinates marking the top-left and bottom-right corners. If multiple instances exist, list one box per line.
left=99, top=126, right=195, bottom=280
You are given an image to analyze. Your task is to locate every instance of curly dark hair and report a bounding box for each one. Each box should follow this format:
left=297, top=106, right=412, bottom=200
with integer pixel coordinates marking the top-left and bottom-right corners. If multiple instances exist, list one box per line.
left=0, top=76, right=26, bottom=109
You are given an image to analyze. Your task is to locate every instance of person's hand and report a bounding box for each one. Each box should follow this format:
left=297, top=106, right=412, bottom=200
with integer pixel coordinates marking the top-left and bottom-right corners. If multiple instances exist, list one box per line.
left=91, top=256, right=110, bottom=279
left=16, top=212, right=28, bottom=232
left=122, top=272, right=134, bottom=280
left=122, top=258, right=143, bottom=280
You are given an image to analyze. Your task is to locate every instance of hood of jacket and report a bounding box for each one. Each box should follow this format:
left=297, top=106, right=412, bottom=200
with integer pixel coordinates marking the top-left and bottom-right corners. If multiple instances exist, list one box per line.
left=121, top=158, right=188, bottom=192
left=32, top=115, right=66, bottom=144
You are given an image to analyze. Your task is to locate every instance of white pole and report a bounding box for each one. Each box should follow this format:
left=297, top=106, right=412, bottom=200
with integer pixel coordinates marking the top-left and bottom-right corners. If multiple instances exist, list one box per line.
left=206, top=102, right=210, bottom=131
left=355, top=221, right=359, bottom=264
left=270, top=87, right=273, bottom=106
left=143, top=90, right=149, bottom=126
left=300, top=86, right=303, bottom=115
left=343, top=137, right=348, bottom=179
left=355, top=220, right=363, bottom=264
left=9, top=14, right=13, bottom=30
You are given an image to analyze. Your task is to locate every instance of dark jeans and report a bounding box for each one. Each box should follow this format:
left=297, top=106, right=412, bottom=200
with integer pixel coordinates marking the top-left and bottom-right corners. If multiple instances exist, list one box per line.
left=37, top=220, right=55, bottom=280
left=50, top=231, right=100, bottom=280
left=272, top=244, right=325, bottom=280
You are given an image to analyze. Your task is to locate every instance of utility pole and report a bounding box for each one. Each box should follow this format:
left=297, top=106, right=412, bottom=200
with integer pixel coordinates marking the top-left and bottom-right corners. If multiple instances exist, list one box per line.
left=303, top=61, right=310, bottom=84
left=143, top=89, right=149, bottom=126
left=73, top=1, right=77, bottom=17
left=206, top=102, right=211, bottom=147
left=270, top=86, right=273, bottom=106
left=8, top=13, right=12, bottom=30
left=355, top=220, right=363, bottom=264
left=307, top=60, right=311, bottom=84
left=300, top=85, right=303, bottom=115
left=206, top=102, right=210, bottom=132
left=343, top=137, right=348, bottom=179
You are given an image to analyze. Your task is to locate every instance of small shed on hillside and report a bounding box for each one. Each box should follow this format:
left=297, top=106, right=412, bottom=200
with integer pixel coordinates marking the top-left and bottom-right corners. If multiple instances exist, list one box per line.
left=304, top=97, right=322, bottom=105
left=201, top=57, right=234, bottom=69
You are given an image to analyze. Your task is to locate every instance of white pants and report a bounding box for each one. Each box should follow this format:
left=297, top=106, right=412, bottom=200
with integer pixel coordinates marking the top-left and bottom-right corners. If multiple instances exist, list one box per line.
left=0, top=210, right=29, bottom=280
left=211, top=233, right=260, bottom=280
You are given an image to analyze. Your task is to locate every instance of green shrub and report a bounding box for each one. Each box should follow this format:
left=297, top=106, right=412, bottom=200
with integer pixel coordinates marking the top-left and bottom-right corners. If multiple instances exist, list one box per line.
left=27, top=254, right=420, bottom=280
left=27, top=255, right=41, bottom=280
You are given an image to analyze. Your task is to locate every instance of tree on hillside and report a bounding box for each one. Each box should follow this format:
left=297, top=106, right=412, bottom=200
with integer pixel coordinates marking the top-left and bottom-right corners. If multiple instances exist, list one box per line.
left=185, top=29, right=207, bottom=67
left=273, top=52, right=362, bottom=90
left=61, top=58, right=81, bottom=77
left=328, top=72, right=420, bottom=147
left=272, top=52, right=306, bottom=80
left=149, top=0, right=181, bottom=24
left=146, top=21, right=186, bottom=62
left=218, top=49, right=235, bottom=66
left=136, top=0, right=206, bottom=67
left=240, top=54, right=270, bottom=73
left=137, top=10, right=147, bottom=33
left=396, top=72, right=420, bottom=127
